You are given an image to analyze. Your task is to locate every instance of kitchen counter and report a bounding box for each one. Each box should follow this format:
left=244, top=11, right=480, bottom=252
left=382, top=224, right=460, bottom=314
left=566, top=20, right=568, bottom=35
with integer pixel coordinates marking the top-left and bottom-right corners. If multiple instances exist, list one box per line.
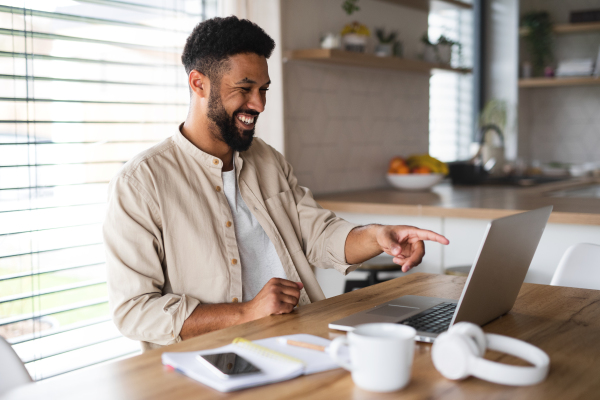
left=316, top=178, right=600, bottom=226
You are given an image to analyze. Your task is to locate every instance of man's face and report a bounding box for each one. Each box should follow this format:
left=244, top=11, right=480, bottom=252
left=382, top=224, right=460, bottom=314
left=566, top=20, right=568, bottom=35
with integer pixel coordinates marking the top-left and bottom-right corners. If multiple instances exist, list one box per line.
left=207, top=53, right=270, bottom=152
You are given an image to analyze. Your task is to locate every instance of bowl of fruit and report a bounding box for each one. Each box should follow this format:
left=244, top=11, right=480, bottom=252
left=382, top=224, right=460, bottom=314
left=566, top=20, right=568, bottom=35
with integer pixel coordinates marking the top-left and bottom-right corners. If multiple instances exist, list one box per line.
left=387, top=155, right=448, bottom=191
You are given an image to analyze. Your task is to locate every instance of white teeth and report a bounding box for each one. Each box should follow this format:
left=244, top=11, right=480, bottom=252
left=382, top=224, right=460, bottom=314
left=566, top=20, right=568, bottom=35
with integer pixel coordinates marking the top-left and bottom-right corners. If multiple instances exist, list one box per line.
left=238, top=115, right=254, bottom=125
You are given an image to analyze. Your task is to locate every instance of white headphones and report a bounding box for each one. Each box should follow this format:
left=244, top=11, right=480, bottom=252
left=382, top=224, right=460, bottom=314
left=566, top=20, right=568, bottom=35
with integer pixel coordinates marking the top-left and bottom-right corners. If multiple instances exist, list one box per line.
left=431, top=322, right=550, bottom=386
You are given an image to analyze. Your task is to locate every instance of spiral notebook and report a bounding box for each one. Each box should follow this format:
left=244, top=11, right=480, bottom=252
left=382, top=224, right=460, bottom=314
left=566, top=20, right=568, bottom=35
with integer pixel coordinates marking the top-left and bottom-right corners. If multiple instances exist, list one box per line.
left=161, top=334, right=343, bottom=392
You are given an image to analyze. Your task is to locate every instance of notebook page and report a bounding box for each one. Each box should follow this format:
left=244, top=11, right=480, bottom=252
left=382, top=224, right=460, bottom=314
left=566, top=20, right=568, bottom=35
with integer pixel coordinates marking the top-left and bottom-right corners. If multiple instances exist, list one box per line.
left=253, top=334, right=346, bottom=375
left=162, top=343, right=303, bottom=392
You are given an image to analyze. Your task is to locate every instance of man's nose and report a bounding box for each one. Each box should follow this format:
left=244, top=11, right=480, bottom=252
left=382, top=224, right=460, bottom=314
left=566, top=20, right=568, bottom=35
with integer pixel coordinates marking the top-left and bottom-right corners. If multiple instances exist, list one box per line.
left=246, top=90, right=265, bottom=113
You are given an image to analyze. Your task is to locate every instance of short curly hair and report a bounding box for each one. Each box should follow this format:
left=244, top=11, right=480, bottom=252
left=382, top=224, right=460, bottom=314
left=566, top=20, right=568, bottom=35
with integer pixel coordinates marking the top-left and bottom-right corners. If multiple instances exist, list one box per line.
left=181, top=16, right=275, bottom=80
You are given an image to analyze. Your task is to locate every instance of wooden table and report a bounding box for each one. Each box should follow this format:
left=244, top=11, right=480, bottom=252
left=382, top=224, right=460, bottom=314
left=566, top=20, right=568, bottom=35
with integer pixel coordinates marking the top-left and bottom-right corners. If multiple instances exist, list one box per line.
left=4, top=273, right=600, bottom=400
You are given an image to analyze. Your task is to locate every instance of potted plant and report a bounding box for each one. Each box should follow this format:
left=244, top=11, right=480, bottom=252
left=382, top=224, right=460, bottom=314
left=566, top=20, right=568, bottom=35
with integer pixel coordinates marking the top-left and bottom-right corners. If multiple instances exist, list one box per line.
left=436, top=35, right=461, bottom=65
left=341, top=0, right=370, bottom=53
left=393, top=40, right=404, bottom=58
left=521, top=11, right=553, bottom=76
left=421, top=34, right=436, bottom=63
left=375, top=28, right=397, bottom=57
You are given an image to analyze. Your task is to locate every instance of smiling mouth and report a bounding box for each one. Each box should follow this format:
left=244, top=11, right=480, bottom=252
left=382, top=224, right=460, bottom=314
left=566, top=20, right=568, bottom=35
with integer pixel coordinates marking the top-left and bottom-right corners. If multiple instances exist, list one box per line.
left=237, top=114, right=255, bottom=125
left=237, top=113, right=257, bottom=127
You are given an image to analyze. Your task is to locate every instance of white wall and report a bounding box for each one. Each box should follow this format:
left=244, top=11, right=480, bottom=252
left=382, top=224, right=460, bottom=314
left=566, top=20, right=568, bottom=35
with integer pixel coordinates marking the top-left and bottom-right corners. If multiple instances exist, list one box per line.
left=221, top=0, right=286, bottom=154
left=484, top=0, right=519, bottom=160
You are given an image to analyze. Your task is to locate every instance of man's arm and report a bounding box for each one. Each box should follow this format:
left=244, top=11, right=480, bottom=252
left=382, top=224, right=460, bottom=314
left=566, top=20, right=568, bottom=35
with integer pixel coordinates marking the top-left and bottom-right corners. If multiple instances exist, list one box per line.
left=105, top=176, right=201, bottom=346
left=269, top=147, right=448, bottom=274
left=106, top=175, right=306, bottom=344
left=345, top=224, right=450, bottom=272
left=180, top=278, right=303, bottom=339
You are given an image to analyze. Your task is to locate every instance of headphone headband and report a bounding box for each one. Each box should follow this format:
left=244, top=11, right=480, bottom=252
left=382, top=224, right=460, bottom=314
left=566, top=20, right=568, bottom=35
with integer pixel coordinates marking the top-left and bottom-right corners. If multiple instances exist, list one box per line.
left=470, top=334, right=550, bottom=386
left=432, top=323, right=550, bottom=386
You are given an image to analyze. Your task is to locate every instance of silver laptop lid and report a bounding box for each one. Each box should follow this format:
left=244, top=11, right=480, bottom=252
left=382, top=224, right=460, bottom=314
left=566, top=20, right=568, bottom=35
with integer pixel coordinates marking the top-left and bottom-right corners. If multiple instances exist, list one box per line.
left=451, top=206, right=553, bottom=327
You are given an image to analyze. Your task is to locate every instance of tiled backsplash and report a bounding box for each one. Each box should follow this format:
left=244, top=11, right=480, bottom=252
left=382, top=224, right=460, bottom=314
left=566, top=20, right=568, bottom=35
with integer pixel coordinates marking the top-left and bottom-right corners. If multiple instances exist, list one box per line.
left=280, top=0, right=429, bottom=195
left=284, top=62, right=430, bottom=195
left=518, top=86, right=600, bottom=164
left=518, top=0, right=600, bottom=165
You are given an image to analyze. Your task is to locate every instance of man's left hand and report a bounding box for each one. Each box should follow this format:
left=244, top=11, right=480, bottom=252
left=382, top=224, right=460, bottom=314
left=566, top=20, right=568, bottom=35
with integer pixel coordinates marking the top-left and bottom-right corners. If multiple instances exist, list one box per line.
left=375, top=225, right=450, bottom=272
left=345, top=224, right=450, bottom=272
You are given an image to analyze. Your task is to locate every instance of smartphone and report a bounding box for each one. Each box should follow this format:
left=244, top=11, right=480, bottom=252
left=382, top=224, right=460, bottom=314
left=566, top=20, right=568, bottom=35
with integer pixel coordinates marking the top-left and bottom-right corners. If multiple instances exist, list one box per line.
left=197, top=352, right=262, bottom=379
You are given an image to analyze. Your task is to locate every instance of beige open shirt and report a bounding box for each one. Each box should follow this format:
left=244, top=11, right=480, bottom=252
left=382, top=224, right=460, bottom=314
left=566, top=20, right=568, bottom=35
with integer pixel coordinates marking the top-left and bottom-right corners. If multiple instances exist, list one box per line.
left=103, top=129, right=359, bottom=350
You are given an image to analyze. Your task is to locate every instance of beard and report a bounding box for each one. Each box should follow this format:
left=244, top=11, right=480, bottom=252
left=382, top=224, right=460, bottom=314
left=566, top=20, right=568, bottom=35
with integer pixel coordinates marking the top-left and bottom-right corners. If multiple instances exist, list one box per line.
left=207, top=86, right=258, bottom=152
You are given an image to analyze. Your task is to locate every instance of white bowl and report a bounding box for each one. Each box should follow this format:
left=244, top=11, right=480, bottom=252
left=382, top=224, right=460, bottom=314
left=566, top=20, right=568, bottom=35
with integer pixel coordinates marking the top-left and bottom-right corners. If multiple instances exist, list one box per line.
left=386, top=173, right=444, bottom=191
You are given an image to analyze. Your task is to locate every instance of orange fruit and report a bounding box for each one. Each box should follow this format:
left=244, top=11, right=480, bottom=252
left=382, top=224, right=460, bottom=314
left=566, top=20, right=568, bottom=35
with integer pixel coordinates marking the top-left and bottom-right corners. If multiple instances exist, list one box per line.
left=388, top=157, right=406, bottom=171
left=411, top=166, right=431, bottom=174
left=396, top=165, right=410, bottom=174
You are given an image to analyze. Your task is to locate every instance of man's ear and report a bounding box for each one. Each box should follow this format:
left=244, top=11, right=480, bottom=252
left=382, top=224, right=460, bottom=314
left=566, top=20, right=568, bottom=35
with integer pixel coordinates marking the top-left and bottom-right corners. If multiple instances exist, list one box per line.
left=188, top=70, right=209, bottom=99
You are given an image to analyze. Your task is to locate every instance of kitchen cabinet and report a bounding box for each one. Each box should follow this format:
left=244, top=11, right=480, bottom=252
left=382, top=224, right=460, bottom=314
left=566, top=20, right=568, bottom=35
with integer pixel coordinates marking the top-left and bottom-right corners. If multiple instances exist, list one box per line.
left=316, top=211, right=600, bottom=298
left=316, top=212, right=443, bottom=298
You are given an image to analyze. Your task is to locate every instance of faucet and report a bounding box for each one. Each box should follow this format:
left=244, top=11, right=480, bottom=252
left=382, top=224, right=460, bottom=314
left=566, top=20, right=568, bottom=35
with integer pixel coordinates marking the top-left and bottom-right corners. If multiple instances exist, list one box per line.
left=476, top=124, right=505, bottom=174
left=479, top=124, right=504, bottom=147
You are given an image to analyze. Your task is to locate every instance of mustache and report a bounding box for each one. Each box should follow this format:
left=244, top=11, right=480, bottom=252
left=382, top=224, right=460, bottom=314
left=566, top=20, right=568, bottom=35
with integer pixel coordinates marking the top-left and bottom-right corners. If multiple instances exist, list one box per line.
left=233, top=109, right=260, bottom=117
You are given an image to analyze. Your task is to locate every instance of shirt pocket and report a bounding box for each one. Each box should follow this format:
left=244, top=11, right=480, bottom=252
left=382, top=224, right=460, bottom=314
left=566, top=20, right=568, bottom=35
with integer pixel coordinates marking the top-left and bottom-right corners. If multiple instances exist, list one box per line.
left=264, top=189, right=303, bottom=254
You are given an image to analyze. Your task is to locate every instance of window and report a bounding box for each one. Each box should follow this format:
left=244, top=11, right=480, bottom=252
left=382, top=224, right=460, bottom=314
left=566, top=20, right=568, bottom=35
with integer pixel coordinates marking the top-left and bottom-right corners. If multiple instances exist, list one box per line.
left=428, top=1, right=476, bottom=162
left=0, top=0, right=217, bottom=380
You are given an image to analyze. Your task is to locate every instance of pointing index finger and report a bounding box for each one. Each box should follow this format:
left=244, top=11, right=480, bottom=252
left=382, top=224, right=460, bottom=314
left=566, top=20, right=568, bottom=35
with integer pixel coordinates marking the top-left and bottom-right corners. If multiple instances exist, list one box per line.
left=409, top=228, right=450, bottom=245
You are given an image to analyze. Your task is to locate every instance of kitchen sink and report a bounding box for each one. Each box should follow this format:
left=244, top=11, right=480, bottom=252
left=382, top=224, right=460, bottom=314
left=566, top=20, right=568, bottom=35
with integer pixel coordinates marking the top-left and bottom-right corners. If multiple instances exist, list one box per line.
left=484, top=176, right=570, bottom=187
left=548, top=184, right=600, bottom=199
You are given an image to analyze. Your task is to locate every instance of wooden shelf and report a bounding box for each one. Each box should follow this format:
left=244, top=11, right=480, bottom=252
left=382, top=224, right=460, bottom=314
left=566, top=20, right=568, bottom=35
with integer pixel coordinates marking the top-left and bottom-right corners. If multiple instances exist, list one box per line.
left=554, top=21, right=600, bottom=33
left=375, top=0, right=473, bottom=12
left=519, top=76, right=600, bottom=88
left=519, top=21, right=600, bottom=36
left=285, top=49, right=472, bottom=74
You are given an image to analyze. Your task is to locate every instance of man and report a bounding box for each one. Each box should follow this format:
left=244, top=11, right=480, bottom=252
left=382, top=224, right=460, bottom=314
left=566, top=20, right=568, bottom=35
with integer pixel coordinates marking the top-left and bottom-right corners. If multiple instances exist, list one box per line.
left=104, top=16, right=449, bottom=351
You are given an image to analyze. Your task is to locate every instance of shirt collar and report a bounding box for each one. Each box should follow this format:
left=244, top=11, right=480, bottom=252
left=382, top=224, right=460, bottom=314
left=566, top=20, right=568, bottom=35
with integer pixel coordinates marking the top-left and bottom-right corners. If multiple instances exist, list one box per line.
left=173, top=123, right=243, bottom=171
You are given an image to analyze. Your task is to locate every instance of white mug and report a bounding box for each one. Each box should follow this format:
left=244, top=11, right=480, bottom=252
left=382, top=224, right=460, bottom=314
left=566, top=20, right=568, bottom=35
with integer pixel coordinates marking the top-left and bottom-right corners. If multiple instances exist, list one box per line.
left=329, top=323, right=416, bottom=392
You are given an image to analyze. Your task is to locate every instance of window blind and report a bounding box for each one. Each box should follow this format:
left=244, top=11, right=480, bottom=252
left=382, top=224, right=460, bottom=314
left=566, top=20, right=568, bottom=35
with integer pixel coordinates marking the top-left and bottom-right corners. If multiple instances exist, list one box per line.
left=428, top=1, right=475, bottom=162
left=0, top=0, right=218, bottom=380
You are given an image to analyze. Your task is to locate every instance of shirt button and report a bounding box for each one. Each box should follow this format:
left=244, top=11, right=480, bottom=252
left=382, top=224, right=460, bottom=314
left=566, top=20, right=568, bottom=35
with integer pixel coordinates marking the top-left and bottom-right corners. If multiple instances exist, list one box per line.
left=213, top=158, right=219, bottom=165
left=232, top=297, right=239, bottom=303
left=226, top=221, right=232, bottom=227
left=216, top=186, right=222, bottom=192
left=231, top=259, right=237, bottom=265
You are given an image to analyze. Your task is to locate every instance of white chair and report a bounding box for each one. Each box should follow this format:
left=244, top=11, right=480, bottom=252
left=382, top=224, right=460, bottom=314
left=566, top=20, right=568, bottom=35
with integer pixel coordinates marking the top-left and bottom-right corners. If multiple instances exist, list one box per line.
left=550, top=243, right=600, bottom=290
left=0, top=336, right=32, bottom=395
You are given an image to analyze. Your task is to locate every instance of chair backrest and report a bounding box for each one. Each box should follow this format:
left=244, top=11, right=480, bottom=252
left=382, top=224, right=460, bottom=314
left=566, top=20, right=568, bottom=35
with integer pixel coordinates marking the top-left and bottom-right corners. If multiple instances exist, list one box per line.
left=550, top=243, right=600, bottom=290
left=0, top=336, right=32, bottom=395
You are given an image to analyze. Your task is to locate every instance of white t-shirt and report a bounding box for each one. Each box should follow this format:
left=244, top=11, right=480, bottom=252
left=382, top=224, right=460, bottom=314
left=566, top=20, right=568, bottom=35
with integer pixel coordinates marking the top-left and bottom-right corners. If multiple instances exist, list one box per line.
left=222, top=163, right=288, bottom=302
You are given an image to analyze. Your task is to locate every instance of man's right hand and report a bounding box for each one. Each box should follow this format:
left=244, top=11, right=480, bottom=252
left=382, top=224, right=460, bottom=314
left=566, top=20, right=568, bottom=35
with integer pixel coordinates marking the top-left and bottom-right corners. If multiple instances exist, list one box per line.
left=180, top=278, right=303, bottom=340
left=244, top=278, right=303, bottom=320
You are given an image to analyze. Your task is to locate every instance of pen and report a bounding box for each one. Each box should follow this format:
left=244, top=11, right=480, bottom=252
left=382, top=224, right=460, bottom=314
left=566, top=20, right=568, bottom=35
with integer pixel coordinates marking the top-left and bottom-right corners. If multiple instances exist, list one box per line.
left=277, top=338, right=328, bottom=352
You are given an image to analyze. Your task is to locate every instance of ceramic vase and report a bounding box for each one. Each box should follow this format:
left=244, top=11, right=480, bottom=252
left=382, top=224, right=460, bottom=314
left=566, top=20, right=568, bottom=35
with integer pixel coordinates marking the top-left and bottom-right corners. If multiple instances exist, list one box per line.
left=343, top=33, right=368, bottom=53
left=436, top=43, right=452, bottom=65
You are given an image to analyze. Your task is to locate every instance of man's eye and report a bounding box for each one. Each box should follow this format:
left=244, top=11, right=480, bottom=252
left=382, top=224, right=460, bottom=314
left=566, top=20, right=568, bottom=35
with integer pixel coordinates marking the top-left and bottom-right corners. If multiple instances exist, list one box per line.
left=240, top=87, right=251, bottom=92
left=260, top=88, right=269, bottom=92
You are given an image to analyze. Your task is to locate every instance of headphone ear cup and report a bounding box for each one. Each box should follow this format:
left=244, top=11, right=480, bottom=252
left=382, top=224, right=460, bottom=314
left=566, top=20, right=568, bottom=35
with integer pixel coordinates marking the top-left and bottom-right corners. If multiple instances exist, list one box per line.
left=432, top=332, right=476, bottom=380
left=448, top=322, right=486, bottom=357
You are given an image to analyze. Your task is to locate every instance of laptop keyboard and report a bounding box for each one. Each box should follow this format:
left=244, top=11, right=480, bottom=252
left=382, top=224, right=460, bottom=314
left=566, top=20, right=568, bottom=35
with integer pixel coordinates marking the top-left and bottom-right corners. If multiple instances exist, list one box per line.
left=398, top=302, right=456, bottom=333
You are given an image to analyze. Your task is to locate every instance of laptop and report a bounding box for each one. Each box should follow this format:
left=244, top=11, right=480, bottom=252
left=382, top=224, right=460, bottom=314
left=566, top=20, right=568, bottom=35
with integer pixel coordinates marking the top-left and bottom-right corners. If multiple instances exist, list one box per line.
left=328, top=206, right=553, bottom=342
